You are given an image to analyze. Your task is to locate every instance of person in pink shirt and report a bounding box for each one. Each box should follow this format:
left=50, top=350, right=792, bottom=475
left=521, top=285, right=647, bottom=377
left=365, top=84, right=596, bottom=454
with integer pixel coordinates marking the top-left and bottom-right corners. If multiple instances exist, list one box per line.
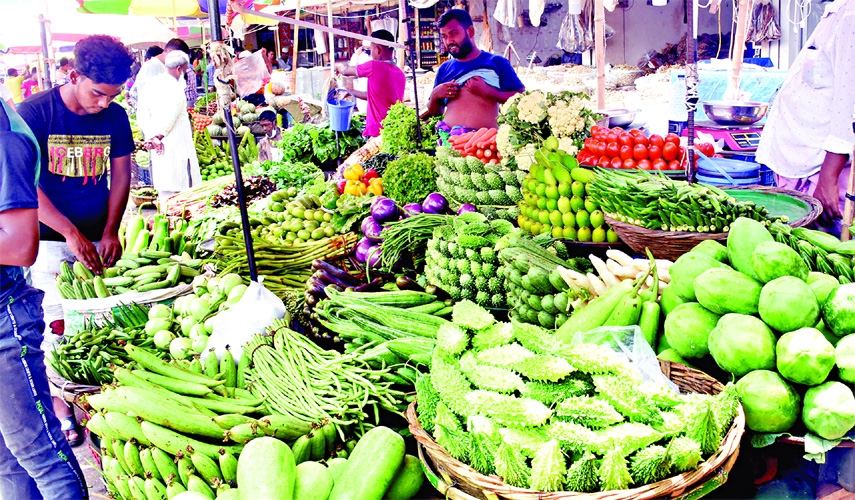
left=21, top=68, right=39, bottom=99
left=335, top=30, right=405, bottom=137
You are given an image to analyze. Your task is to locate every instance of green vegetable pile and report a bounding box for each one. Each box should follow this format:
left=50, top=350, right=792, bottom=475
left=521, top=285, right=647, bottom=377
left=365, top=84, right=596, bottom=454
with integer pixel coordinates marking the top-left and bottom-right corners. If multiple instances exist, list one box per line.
left=769, top=222, right=855, bottom=284
left=658, top=217, right=855, bottom=452
left=381, top=152, right=438, bottom=206
left=424, top=212, right=515, bottom=307
left=380, top=103, right=439, bottom=155
left=244, top=159, right=323, bottom=190
left=417, top=300, right=740, bottom=492
left=277, top=115, right=366, bottom=165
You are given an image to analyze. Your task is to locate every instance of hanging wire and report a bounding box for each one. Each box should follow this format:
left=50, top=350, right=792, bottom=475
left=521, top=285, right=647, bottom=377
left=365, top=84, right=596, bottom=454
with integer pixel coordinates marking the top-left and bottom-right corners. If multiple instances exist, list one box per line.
left=783, top=0, right=811, bottom=32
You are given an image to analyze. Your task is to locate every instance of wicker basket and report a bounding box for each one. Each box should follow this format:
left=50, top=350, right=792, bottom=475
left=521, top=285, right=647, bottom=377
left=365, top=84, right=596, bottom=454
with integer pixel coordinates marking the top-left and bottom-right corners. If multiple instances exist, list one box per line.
left=407, top=359, right=746, bottom=500
left=130, top=187, right=158, bottom=208
left=46, top=366, right=100, bottom=413
left=606, top=185, right=822, bottom=261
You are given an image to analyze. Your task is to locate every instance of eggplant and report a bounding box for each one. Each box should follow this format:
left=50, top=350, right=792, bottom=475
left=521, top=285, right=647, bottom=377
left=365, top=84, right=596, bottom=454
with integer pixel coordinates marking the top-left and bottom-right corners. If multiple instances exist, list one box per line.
left=370, top=197, right=400, bottom=224
left=315, top=269, right=357, bottom=289
left=313, top=259, right=360, bottom=285
left=425, top=284, right=451, bottom=301
left=422, top=193, right=449, bottom=214
left=396, top=275, right=424, bottom=292
left=457, top=203, right=477, bottom=215
left=305, top=278, right=326, bottom=297
left=353, top=277, right=383, bottom=292
left=327, top=284, right=344, bottom=294
left=305, top=294, right=320, bottom=307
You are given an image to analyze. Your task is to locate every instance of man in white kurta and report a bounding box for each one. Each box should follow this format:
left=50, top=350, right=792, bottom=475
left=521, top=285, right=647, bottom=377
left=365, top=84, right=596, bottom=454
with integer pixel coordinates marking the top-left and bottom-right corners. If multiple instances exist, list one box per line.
left=137, top=50, right=201, bottom=203
left=755, top=0, right=855, bottom=232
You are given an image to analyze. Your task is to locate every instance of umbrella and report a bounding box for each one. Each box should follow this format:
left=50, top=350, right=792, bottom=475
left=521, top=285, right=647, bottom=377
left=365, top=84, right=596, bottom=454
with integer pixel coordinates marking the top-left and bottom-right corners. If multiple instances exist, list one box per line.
left=75, top=0, right=227, bottom=17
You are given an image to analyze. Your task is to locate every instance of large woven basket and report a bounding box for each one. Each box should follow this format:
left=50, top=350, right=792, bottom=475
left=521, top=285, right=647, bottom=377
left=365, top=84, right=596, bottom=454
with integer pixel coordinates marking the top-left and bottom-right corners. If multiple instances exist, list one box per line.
left=606, top=185, right=822, bottom=261
left=407, top=360, right=745, bottom=500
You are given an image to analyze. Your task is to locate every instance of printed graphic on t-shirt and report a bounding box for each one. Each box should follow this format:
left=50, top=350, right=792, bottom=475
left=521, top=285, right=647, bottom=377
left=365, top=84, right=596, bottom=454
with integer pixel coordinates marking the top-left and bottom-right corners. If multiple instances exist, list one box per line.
left=47, top=134, right=111, bottom=183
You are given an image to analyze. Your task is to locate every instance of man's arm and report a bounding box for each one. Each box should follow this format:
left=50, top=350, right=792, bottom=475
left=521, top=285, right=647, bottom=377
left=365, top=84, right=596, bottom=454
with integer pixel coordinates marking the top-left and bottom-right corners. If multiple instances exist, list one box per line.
left=100, top=155, right=131, bottom=267
left=0, top=208, right=38, bottom=267
left=37, top=188, right=102, bottom=272
left=814, top=152, right=848, bottom=223
left=464, top=76, right=523, bottom=104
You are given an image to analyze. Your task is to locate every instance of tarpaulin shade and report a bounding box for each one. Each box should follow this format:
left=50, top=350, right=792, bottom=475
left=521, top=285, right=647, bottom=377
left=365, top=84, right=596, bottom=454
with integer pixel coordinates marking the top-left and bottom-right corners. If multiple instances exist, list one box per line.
left=75, top=0, right=227, bottom=17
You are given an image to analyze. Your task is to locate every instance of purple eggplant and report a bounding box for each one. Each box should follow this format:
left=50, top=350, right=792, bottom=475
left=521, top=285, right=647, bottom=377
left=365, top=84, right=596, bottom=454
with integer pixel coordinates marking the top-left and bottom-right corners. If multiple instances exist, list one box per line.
left=457, top=203, right=477, bottom=215
left=422, top=193, right=449, bottom=214
left=361, top=216, right=384, bottom=241
left=403, top=203, right=423, bottom=215
left=370, top=197, right=399, bottom=224
left=312, top=259, right=360, bottom=285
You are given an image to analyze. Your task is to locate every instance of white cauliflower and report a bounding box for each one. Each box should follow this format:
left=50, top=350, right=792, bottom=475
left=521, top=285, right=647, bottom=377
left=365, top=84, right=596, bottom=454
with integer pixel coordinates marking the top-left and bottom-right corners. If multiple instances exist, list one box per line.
left=547, top=97, right=588, bottom=137
left=517, top=91, right=548, bottom=124
left=515, top=143, right=538, bottom=171
left=496, top=124, right=515, bottom=160
left=500, top=92, right=524, bottom=116
left=557, top=137, right=579, bottom=156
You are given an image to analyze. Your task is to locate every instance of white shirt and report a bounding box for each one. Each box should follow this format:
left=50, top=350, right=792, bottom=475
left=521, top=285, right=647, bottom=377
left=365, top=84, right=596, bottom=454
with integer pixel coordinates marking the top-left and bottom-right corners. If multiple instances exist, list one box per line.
left=350, top=50, right=371, bottom=113
left=755, top=0, right=855, bottom=178
left=0, top=83, right=12, bottom=106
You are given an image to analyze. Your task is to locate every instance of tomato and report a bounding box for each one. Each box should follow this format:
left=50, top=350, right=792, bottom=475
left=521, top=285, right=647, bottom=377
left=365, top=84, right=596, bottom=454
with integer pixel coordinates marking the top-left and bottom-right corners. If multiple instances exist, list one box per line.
left=632, top=144, right=648, bottom=161
left=652, top=158, right=667, bottom=170
left=605, top=133, right=618, bottom=144
left=648, top=134, right=665, bottom=149
left=593, top=142, right=606, bottom=157
left=583, top=138, right=596, bottom=151
left=637, top=159, right=652, bottom=170
left=623, top=158, right=637, bottom=169
left=591, top=125, right=604, bottom=136
left=611, top=127, right=625, bottom=134
left=618, top=133, right=634, bottom=147
left=667, top=160, right=681, bottom=170
left=633, top=135, right=649, bottom=147
left=576, top=151, right=590, bottom=164
left=662, top=142, right=679, bottom=161
left=599, top=156, right=612, bottom=168
left=629, top=128, right=644, bottom=137
left=606, top=142, right=621, bottom=158
left=665, top=133, right=681, bottom=146
left=646, top=145, right=662, bottom=161
left=611, top=157, right=624, bottom=169
left=619, top=145, right=633, bottom=161
left=697, top=142, right=715, bottom=157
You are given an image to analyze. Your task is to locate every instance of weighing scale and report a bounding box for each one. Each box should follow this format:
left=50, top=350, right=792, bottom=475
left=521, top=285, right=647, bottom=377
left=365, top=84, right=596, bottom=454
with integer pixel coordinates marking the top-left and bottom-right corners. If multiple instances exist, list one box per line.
left=683, top=120, right=764, bottom=153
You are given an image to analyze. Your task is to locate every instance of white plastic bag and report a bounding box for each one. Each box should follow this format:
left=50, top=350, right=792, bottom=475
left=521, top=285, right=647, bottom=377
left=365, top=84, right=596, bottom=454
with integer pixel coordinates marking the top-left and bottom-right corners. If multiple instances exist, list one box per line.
left=233, top=50, right=270, bottom=97
left=565, top=325, right=679, bottom=393
left=206, top=280, right=287, bottom=363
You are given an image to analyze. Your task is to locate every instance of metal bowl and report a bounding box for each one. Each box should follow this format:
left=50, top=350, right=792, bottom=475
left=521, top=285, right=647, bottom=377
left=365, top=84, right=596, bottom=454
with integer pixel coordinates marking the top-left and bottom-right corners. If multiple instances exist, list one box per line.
left=702, top=100, right=769, bottom=126
left=597, top=108, right=637, bottom=128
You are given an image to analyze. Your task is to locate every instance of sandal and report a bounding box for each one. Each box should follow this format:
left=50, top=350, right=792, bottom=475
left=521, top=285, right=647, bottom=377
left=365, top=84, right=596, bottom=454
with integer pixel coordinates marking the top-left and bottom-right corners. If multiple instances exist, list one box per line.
left=59, top=417, right=83, bottom=447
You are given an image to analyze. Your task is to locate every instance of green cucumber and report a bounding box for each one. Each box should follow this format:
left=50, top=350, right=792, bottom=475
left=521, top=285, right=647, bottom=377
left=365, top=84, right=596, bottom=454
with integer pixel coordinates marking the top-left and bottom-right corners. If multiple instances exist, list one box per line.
left=328, top=426, right=406, bottom=500
left=294, top=461, right=334, bottom=500
left=220, top=348, right=237, bottom=388
left=258, top=414, right=312, bottom=440
left=213, top=413, right=260, bottom=430
left=84, top=412, right=120, bottom=441
left=385, top=454, right=425, bottom=500
left=144, top=473, right=167, bottom=500
left=115, top=386, right=226, bottom=439
left=123, top=440, right=145, bottom=476
left=218, top=448, right=238, bottom=484
left=187, top=445, right=223, bottom=486
left=186, top=474, right=215, bottom=499
left=226, top=422, right=265, bottom=444
left=176, top=450, right=195, bottom=487
left=308, top=430, right=326, bottom=461
left=150, top=446, right=179, bottom=484
left=104, top=412, right=152, bottom=446
left=236, top=437, right=296, bottom=500
left=291, top=434, right=312, bottom=465
left=140, top=421, right=242, bottom=461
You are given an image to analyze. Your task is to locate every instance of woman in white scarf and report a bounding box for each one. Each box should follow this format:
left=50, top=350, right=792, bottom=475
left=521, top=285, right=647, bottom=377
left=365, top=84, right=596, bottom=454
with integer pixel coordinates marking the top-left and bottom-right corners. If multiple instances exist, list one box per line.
left=138, top=50, right=201, bottom=201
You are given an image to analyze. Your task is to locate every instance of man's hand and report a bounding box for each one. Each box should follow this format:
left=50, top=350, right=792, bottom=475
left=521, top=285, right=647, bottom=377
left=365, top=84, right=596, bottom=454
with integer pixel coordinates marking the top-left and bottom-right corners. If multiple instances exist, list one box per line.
left=67, top=230, right=102, bottom=273
left=464, top=76, right=491, bottom=98
left=431, top=80, right=460, bottom=101
left=815, top=177, right=842, bottom=224
left=98, top=232, right=122, bottom=268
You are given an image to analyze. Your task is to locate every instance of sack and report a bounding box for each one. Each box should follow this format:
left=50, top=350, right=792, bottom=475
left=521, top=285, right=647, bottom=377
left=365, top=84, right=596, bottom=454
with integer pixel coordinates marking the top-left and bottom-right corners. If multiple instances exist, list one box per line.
left=206, top=280, right=288, bottom=363
left=233, top=51, right=270, bottom=97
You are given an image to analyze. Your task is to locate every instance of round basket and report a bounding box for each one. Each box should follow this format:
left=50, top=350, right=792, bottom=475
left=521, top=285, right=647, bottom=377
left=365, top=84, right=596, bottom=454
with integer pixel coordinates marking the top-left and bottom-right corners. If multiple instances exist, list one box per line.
left=605, top=185, right=821, bottom=261
left=407, top=359, right=746, bottom=500
left=46, top=366, right=100, bottom=413
left=130, top=188, right=158, bottom=208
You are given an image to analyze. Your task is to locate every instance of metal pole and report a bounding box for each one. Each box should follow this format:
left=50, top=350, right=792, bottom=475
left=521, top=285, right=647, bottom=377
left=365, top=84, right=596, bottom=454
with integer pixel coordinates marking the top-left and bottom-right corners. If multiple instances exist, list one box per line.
left=685, top=0, right=698, bottom=183
left=327, top=0, right=335, bottom=76
left=39, top=14, right=51, bottom=88
left=404, top=18, right=422, bottom=143
left=290, top=0, right=301, bottom=94
left=207, top=0, right=258, bottom=281
left=594, top=0, right=605, bottom=110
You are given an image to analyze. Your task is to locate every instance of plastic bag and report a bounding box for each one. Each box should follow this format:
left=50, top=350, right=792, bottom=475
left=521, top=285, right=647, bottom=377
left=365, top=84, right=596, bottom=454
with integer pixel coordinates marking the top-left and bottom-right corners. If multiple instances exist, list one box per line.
left=233, top=50, right=270, bottom=98
left=206, top=280, right=288, bottom=363
left=564, top=325, right=679, bottom=393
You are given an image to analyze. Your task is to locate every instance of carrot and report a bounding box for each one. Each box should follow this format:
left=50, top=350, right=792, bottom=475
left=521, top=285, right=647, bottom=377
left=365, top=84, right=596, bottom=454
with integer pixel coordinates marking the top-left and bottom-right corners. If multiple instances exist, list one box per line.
left=476, top=129, right=497, bottom=148
left=468, top=128, right=489, bottom=147
left=483, top=149, right=493, bottom=158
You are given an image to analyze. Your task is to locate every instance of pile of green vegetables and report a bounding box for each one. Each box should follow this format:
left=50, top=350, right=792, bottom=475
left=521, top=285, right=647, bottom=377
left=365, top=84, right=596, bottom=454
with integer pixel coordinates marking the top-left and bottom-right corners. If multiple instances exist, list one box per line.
left=417, top=300, right=740, bottom=493
left=380, top=103, right=439, bottom=155
left=277, top=115, right=365, bottom=165
left=244, top=160, right=323, bottom=190
left=382, top=152, right=439, bottom=206
left=423, top=212, right=515, bottom=307
left=769, top=222, right=855, bottom=284
left=656, top=217, right=855, bottom=453
left=435, top=146, right=524, bottom=219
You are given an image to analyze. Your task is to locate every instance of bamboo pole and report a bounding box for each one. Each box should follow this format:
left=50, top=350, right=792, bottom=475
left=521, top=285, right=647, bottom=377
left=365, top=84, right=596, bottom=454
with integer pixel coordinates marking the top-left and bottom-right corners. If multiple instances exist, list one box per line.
left=290, top=0, right=301, bottom=94
left=843, top=108, right=855, bottom=241
left=327, top=0, right=335, bottom=73
left=398, top=0, right=407, bottom=70
left=725, top=0, right=750, bottom=100
left=594, top=0, right=605, bottom=109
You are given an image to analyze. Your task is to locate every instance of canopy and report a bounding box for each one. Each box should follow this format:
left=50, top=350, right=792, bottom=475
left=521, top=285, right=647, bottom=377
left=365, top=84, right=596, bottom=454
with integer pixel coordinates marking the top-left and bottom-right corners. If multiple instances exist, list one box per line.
left=260, top=0, right=397, bottom=12
left=75, top=0, right=227, bottom=17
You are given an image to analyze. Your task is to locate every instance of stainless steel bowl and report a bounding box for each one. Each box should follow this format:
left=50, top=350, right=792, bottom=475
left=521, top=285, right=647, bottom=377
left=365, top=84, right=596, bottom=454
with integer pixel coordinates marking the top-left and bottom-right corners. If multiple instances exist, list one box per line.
left=597, top=108, right=637, bottom=128
left=702, top=100, right=769, bottom=126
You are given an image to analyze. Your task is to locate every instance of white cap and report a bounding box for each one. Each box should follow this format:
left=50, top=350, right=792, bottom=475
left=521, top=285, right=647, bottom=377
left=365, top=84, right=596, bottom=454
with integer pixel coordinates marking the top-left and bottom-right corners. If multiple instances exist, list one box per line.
left=362, top=39, right=371, bottom=49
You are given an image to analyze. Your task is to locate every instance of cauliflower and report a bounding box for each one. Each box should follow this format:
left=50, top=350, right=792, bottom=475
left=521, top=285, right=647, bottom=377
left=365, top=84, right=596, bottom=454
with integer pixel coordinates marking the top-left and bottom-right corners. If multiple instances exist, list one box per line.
left=496, top=124, right=515, bottom=159
left=515, top=143, right=538, bottom=171
left=558, top=137, right=579, bottom=156
left=500, top=92, right=524, bottom=116
left=547, top=98, right=588, bottom=137
left=516, top=91, right=548, bottom=124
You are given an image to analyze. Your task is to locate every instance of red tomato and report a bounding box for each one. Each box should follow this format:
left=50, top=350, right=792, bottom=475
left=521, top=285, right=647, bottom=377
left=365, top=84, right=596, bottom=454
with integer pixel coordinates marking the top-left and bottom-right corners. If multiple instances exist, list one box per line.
left=623, top=158, right=637, bottom=169
left=593, top=142, right=606, bottom=157
left=662, top=143, right=679, bottom=161
left=629, top=128, right=644, bottom=137
left=611, top=157, right=624, bottom=169
left=576, top=151, right=590, bottom=164
left=667, top=160, right=681, bottom=170
left=599, top=156, right=612, bottom=168
left=618, top=133, right=634, bottom=147
left=611, top=127, right=625, bottom=134
left=619, top=145, right=633, bottom=161
left=697, top=142, right=715, bottom=157
left=647, top=145, right=662, bottom=161
left=591, top=125, right=604, bottom=136
left=583, top=138, right=596, bottom=151
left=652, top=158, right=667, bottom=170
left=637, top=159, right=652, bottom=170
left=606, top=132, right=619, bottom=144
left=633, top=135, right=649, bottom=147
left=665, top=133, right=681, bottom=146
left=649, top=134, right=665, bottom=149
left=606, top=142, right=621, bottom=158
left=632, top=144, right=648, bottom=161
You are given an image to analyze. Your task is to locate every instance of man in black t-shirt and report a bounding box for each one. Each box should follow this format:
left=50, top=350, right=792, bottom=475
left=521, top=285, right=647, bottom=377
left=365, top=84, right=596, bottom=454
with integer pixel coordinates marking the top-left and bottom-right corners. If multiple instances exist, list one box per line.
left=18, top=34, right=135, bottom=449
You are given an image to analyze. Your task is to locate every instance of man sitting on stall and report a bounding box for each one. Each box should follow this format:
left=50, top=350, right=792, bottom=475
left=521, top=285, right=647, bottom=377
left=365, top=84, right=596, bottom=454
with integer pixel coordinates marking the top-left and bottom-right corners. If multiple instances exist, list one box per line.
left=334, top=30, right=405, bottom=138
left=422, top=9, right=525, bottom=141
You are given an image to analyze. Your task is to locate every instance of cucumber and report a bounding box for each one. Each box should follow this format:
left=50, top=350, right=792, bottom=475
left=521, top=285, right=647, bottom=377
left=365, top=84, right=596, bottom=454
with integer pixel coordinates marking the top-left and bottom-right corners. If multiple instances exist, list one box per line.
left=294, top=461, right=334, bottom=500
left=111, top=439, right=130, bottom=475
left=138, top=447, right=160, bottom=480
left=127, top=475, right=147, bottom=500
left=186, top=474, right=215, bottom=499
left=291, top=434, right=312, bottom=464
left=187, top=446, right=223, bottom=486
left=150, top=446, right=179, bottom=484
left=319, top=421, right=337, bottom=453
left=123, top=440, right=145, bottom=476
left=114, top=476, right=133, bottom=500
left=115, top=386, right=226, bottom=439
left=144, top=473, right=167, bottom=500
left=236, top=352, right=251, bottom=390
left=84, top=412, right=120, bottom=441
left=226, top=422, right=265, bottom=444
left=176, top=450, right=195, bottom=487
left=204, top=350, right=219, bottom=378
left=384, top=454, right=425, bottom=500
left=258, top=414, right=313, bottom=440
left=328, top=426, right=406, bottom=500
left=218, top=448, right=238, bottom=484
left=236, top=437, right=296, bottom=500
left=102, top=276, right=135, bottom=287
left=308, top=429, right=326, bottom=461
left=213, top=414, right=260, bottom=430
left=140, top=421, right=242, bottom=461
left=220, top=348, right=237, bottom=388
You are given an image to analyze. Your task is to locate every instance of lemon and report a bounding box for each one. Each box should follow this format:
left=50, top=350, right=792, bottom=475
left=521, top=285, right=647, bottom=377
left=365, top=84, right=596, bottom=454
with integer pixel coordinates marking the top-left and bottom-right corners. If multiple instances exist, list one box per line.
left=562, top=211, right=576, bottom=228
left=571, top=181, right=586, bottom=198
left=546, top=199, right=558, bottom=212
left=584, top=198, right=598, bottom=213
left=530, top=221, right=542, bottom=235
left=607, top=228, right=620, bottom=243
left=590, top=209, right=605, bottom=228
left=577, top=226, right=593, bottom=242
left=558, top=182, right=572, bottom=198
left=570, top=196, right=585, bottom=212
left=576, top=209, right=590, bottom=228
left=557, top=196, right=571, bottom=213
left=563, top=226, right=578, bottom=240
left=538, top=210, right=551, bottom=225
left=552, top=226, right=564, bottom=238
left=592, top=227, right=607, bottom=243
left=545, top=185, right=559, bottom=200
left=549, top=210, right=563, bottom=227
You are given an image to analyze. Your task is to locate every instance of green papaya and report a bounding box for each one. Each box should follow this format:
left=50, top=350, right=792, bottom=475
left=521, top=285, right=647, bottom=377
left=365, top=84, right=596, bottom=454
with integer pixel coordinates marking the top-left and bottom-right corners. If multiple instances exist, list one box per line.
left=727, top=217, right=773, bottom=281
left=751, top=240, right=809, bottom=283
left=669, top=252, right=729, bottom=301
left=690, top=239, right=729, bottom=263
left=694, top=268, right=762, bottom=315
left=663, top=302, right=720, bottom=359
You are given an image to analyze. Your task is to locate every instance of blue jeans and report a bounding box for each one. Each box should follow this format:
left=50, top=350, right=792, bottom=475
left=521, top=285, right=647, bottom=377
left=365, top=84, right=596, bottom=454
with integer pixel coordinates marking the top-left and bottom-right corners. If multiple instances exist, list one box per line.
left=0, top=286, right=88, bottom=499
